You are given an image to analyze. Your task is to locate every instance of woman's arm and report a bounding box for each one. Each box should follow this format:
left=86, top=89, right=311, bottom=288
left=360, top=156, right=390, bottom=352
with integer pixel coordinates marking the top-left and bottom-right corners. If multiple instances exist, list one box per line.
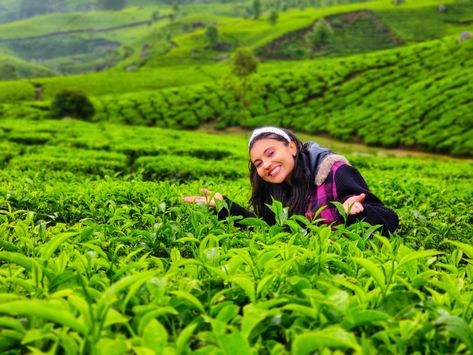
left=183, top=189, right=256, bottom=222
left=217, top=197, right=257, bottom=221
left=335, top=164, right=399, bottom=235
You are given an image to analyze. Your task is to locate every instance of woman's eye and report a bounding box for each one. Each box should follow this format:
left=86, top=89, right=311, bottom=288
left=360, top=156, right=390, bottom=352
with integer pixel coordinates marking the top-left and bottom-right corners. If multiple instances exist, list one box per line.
left=268, top=151, right=274, bottom=157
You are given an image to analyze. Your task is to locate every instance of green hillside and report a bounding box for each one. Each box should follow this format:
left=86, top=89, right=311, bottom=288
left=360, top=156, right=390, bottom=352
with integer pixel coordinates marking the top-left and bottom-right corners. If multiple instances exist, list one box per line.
left=1, top=0, right=472, bottom=76
left=0, top=52, right=57, bottom=80
left=2, top=34, right=471, bottom=156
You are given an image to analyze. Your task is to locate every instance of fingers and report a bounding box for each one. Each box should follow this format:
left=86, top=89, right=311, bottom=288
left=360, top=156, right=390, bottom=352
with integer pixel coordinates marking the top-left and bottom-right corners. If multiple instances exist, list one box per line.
left=349, top=202, right=364, bottom=215
left=342, top=193, right=366, bottom=215
left=354, top=193, right=366, bottom=203
left=182, top=196, right=204, bottom=203
left=200, top=188, right=212, bottom=195
left=200, top=188, right=223, bottom=201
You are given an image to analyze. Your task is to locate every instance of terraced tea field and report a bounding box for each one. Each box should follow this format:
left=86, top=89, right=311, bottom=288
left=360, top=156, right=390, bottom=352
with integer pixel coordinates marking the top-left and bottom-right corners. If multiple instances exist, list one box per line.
left=0, top=119, right=472, bottom=353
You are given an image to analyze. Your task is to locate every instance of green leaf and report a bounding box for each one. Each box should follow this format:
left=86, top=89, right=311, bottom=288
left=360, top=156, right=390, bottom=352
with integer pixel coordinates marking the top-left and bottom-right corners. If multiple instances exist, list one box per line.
left=176, top=321, right=199, bottom=355
left=0, top=251, right=33, bottom=271
left=0, top=316, right=26, bottom=333
left=217, top=329, right=251, bottom=355
left=143, top=319, right=167, bottom=353
left=352, top=257, right=386, bottom=292
left=436, top=311, right=473, bottom=351
left=378, top=291, right=421, bottom=317
left=238, top=217, right=269, bottom=228
left=293, top=327, right=361, bottom=354
left=216, top=304, right=240, bottom=324
left=169, top=290, right=205, bottom=313
left=97, top=270, right=157, bottom=319
left=398, top=249, right=443, bottom=266
left=0, top=300, right=87, bottom=335
left=282, top=304, right=318, bottom=320
left=39, top=232, right=77, bottom=261
left=104, top=308, right=129, bottom=327
left=96, top=338, right=129, bottom=354
left=227, top=275, right=255, bottom=303
left=241, top=304, right=273, bottom=340
left=447, top=241, right=473, bottom=259
left=342, top=309, right=390, bottom=329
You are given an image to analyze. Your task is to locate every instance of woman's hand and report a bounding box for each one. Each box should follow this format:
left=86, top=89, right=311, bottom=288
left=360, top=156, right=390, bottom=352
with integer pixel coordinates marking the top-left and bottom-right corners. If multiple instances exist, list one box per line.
left=343, top=193, right=365, bottom=215
left=182, top=188, right=223, bottom=207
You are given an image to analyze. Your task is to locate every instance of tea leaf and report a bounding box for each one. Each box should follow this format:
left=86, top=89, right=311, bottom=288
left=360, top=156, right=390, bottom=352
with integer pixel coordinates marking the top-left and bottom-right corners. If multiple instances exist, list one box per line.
left=447, top=241, right=473, bottom=260
left=293, top=327, right=361, bottom=354
left=170, top=290, right=205, bottom=313
left=39, top=232, right=77, bottom=261
left=143, top=319, right=167, bottom=353
left=0, top=300, right=87, bottom=335
left=352, top=257, right=386, bottom=292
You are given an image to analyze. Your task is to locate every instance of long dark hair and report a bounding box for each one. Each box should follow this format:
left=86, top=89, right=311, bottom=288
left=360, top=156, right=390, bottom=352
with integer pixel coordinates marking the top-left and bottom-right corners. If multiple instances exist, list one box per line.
left=248, top=128, right=311, bottom=223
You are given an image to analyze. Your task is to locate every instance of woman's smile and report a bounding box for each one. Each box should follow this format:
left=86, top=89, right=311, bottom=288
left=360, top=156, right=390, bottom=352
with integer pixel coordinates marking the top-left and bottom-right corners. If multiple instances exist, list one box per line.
left=268, top=165, right=281, bottom=177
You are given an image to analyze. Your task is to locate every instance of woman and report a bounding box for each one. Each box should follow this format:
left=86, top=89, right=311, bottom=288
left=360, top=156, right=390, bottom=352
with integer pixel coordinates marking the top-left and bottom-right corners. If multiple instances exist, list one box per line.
left=184, top=127, right=398, bottom=235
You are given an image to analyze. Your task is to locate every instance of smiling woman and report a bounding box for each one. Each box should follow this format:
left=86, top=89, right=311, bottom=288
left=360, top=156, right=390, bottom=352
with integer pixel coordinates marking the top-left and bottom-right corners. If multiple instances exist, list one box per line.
left=184, top=126, right=399, bottom=236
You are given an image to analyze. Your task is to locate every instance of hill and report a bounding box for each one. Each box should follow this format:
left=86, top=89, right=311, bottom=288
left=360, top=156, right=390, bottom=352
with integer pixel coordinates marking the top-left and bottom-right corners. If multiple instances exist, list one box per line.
left=1, top=34, right=471, bottom=156
left=1, top=0, right=472, bottom=76
left=0, top=52, right=57, bottom=80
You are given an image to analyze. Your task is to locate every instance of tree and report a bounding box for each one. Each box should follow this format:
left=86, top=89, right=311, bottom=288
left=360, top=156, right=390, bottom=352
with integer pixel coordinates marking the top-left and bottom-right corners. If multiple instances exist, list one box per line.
left=305, top=19, right=334, bottom=52
left=0, top=64, right=17, bottom=80
left=51, top=89, right=95, bottom=120
left=267, top=10, right=279, bottom=26
left=205, top=25, right=219, bottom=49
left=224, top=48, right=259, bottom=130
left=151, top=10, right=160, bottom=22
left=253, top=0, right=262, bottom=19
left=97, top=0, right=127, bottom=11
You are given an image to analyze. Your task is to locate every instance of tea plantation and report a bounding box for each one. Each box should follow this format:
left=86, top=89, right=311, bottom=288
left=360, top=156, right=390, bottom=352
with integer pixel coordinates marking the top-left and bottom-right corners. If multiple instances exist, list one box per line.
left=1, top=34, right=472, bottom=156
left=0, top=118, right=472, bottom=353
left=1, top=0, right=473, bottom=353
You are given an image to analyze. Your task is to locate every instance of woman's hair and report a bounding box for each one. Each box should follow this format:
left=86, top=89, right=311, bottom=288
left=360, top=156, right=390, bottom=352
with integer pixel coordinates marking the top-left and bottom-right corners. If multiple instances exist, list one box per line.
left=248, top=128, right=311, bottom=223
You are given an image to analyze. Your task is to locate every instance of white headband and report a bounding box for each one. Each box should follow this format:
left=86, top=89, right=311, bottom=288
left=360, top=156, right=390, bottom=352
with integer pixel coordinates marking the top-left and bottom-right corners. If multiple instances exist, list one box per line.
left=248, top=127, right=291, bottom=149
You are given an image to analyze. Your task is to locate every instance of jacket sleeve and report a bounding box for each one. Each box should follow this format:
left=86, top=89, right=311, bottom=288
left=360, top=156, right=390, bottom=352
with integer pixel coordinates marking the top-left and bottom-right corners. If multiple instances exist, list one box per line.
left=217, top=196, right=256, bottom=222
left=334, top=164, right=399, bottom=235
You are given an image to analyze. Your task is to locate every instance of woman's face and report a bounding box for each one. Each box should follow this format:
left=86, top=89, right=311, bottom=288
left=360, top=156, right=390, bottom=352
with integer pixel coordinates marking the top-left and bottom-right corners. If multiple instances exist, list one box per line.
left=250, top=138, right=297, bottom=184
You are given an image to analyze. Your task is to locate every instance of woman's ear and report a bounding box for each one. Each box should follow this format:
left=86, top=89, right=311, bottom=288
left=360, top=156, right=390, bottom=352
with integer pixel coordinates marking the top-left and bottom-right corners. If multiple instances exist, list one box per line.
left=289, top=141, right=297, bottom=157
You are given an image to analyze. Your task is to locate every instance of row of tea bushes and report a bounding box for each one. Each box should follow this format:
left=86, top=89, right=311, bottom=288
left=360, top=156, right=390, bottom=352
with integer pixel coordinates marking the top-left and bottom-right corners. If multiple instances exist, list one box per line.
left=1, top=36, right=471, bottom=155
left=0, top=120, right=472, bottom=353
left=0, top=117, right=471, bottom=247
left=0, top=119, right=247, bottom=181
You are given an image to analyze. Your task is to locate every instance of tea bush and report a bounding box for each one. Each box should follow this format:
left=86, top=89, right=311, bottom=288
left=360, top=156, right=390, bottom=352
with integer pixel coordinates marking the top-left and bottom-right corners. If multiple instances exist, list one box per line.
left=51, top=89, right=95, bottom=120
left=0, top=118, right=471, bottom=353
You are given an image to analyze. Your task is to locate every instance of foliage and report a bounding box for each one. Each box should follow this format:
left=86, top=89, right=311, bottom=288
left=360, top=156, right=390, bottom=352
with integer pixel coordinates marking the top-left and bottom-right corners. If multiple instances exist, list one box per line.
left=0, top=118, right=471, bottom=353
left=267, top=9, right=279, bottom=27
left=252, top=0, right=262, bottom=19
left=50, top=89, right=95, bottom=120
left=205, top=24, right=219, bottom=49
left=226, top=47, right=259, bottom=129
left=231, top=47, right=258, bottom=78
left=97, top=0, right=127, bottom=11
left=305, top=19, right=334, bottom=51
